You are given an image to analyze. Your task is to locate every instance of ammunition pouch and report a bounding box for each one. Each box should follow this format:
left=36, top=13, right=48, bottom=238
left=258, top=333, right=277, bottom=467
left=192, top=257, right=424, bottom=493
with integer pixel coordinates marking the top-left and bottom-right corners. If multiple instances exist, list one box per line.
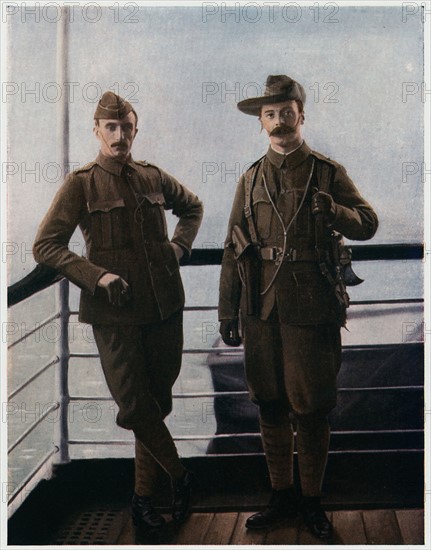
left=317, top=232, right=363, bottom=311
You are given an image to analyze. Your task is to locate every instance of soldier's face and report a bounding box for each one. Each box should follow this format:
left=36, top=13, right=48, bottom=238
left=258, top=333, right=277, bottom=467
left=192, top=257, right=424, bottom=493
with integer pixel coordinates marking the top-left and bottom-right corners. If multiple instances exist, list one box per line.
left=94, top=112, right=138, bottom=161
left=260, top=100, right=304, bottom=149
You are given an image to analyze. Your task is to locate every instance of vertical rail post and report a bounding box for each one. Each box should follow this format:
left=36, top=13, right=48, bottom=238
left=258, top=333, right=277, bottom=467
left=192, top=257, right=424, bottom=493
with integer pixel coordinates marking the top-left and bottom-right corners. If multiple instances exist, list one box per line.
left=55, top=7, right=71, bottom=464
left=56, top=280, right=70, bottom=463
left=57, top=6, right=69, bottom=164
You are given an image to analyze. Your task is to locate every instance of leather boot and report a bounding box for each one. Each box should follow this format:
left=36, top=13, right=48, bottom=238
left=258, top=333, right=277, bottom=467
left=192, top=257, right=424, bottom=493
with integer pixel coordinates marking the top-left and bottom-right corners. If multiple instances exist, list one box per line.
left=300, top=496, right=333, bottom=539
left=172, top=470, right=193, bottom=523
left=245, top=487, right=298, bottom=530
left=132, top=493, right=166, bottom=530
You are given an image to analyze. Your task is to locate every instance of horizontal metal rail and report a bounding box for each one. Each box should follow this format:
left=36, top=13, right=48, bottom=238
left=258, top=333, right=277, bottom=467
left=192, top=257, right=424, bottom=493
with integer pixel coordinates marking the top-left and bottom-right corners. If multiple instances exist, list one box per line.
left=68, top=297, right=424, bottom=317
left=68, top=432, right=424, bottom=457
left=327, top=448, right=423, bottom=455
left=8, top=312, right=60, bottom=349
left=69, top=341, right=422, bottom=361
left=8, top=356, right=60, bottom=401
left=326, top=429, right=423, bottom=436
left=171, top=431, right=424, bottom=441
left=7, top=446, right=58, bottom=506
left=156, top=449, right=424, bottom=459
left=349, top=298, right=423, bottom=305
left=69, top=392, right=248, bottom=400
left=8, top=403, right=60, bottom=455
left=167, top=431, right=424, bottom=441
left=69, top=439, right=134, bottom=446
left=68, top=385, right=423, bottom=402
left=67, top=443, right=424, bottom=454
left=336, top=385, right=423, bottom=392
left=69, top=428, right=422, bottom=444
left=68, top=351, right=244, bottom=358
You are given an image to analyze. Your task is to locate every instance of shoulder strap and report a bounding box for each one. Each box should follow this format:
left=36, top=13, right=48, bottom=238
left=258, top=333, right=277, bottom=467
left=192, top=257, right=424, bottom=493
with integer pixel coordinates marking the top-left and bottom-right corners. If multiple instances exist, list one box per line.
left=75, top=160, right=96, bottom=174
left=129, top=161, right=163, bottom=200
left=133, top=160, right=162, bottom=178
left=244, top=156, right=264, bottom=246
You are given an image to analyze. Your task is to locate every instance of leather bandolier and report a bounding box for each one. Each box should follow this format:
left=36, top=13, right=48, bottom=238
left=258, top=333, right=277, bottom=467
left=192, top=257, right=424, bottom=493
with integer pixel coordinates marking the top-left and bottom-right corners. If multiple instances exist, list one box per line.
left=234, top=152, right=354, bottom=324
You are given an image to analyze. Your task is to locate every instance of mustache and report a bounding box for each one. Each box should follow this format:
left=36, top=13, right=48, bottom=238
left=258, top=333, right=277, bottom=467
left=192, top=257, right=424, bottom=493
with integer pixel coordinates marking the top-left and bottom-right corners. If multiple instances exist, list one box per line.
left=270, top=125, right=296, bottom=136
left=111, top=142, right=128, bottom=148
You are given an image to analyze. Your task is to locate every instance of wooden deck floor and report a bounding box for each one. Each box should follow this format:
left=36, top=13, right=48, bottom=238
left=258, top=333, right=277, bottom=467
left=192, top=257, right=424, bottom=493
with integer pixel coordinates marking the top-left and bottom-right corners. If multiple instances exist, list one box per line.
left=112, top=508, right=424, bottom=545
left=8, top=457, right=424, bottom=545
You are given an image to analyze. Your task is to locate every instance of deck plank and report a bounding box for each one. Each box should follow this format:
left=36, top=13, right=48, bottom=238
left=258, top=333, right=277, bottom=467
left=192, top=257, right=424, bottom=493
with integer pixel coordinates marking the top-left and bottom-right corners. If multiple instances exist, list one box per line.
left=297, top=512, right=334, bottom=545
left=117, top=514, right=178, bottom=546
left=98, top=507, right=426, bottom=545
left=396, top=509, right=424, bottom=544
left=264, top=517, right=300, bottom=545
left=202, top=512, right=239, bottom=544
left=175, top=512, right=214, bottom=545
left=362, top=509, right=403, bottom=544
left=331, top=510, right=367, bottom=545
left=230, top=512, right=266, bottom=545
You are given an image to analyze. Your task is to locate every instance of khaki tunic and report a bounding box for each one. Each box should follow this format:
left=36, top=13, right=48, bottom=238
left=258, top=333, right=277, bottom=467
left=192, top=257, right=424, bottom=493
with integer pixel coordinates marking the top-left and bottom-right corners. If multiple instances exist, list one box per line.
left=33, top=152, right=203, bottom=324
left=219, top=142, right=378, bottom=324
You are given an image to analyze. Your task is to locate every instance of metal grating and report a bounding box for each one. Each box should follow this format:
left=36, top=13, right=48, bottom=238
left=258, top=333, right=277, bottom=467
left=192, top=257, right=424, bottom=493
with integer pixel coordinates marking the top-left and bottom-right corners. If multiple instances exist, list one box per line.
left=52, top=508, right=125, bottom=545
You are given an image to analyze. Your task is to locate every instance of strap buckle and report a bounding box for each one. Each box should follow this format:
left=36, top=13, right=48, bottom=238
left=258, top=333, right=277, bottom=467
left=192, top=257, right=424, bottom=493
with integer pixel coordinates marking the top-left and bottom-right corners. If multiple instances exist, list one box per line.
left=260, top=247, right=278, bottom=261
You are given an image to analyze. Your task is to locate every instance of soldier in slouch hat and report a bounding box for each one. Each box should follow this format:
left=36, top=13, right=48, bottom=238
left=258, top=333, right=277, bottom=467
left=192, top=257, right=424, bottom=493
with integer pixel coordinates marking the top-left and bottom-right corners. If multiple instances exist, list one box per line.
left=219, top=75, right=378, bottom=538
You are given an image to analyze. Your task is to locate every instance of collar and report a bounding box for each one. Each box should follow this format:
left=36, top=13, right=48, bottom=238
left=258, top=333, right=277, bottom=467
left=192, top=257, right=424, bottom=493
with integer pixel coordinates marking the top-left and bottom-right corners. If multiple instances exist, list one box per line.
left=96, top=151, right=137, bottom=176
left=266, top=141, right=311, bottom=169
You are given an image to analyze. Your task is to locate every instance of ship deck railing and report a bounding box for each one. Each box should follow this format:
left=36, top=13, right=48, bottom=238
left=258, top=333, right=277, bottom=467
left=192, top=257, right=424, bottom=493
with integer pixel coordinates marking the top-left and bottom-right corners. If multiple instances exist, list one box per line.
left=6, top=244, right=425, bottom=523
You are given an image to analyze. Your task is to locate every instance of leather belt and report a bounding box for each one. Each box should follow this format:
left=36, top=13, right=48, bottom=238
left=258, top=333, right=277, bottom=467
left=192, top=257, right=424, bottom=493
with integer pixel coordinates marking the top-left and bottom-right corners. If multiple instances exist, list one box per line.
left=259, top=246, right=318, bottom=262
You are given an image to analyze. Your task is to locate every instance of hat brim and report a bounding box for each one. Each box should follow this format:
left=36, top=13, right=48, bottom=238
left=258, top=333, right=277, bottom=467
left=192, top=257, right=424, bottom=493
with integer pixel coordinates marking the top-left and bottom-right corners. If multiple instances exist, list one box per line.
left=237, top=91, right=302, bottom=116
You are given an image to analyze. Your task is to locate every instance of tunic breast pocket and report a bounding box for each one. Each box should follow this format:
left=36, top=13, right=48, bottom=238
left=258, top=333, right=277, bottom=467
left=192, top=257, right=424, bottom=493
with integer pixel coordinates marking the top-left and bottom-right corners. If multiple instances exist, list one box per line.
left=88, top=198, right=131, bottom=250
left=142, top=192, right=168, bottom=240
left=252, top=187, right=273, bottom=240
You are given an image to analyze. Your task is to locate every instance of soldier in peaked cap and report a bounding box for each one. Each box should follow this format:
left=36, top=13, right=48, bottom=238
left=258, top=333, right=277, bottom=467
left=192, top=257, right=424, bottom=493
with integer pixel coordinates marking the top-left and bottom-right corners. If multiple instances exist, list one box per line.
left=34, top=91, right=203, bottom=531
left=219, top=75, right=378, bottom=538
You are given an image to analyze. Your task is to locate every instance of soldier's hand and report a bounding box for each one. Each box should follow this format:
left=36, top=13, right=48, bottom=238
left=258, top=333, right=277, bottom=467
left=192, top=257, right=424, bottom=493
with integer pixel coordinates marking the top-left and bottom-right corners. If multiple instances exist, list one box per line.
left=220, top=319, right=242, bottom=347
left=97, top=273, right=131, bottom=307
left=312, top=191, right=336, bottom=223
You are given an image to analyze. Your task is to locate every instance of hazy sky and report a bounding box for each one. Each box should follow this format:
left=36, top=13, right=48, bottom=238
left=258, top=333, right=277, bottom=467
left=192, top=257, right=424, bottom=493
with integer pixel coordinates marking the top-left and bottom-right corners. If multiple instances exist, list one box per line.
left=5, top=3, right=425, bottom=283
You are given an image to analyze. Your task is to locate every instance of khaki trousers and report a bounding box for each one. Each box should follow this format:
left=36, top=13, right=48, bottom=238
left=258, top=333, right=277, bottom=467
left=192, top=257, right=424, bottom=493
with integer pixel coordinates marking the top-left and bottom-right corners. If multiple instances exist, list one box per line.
left=93, top=309, right=185, bottom=493
left=242, top=311, right=341, bottom=495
